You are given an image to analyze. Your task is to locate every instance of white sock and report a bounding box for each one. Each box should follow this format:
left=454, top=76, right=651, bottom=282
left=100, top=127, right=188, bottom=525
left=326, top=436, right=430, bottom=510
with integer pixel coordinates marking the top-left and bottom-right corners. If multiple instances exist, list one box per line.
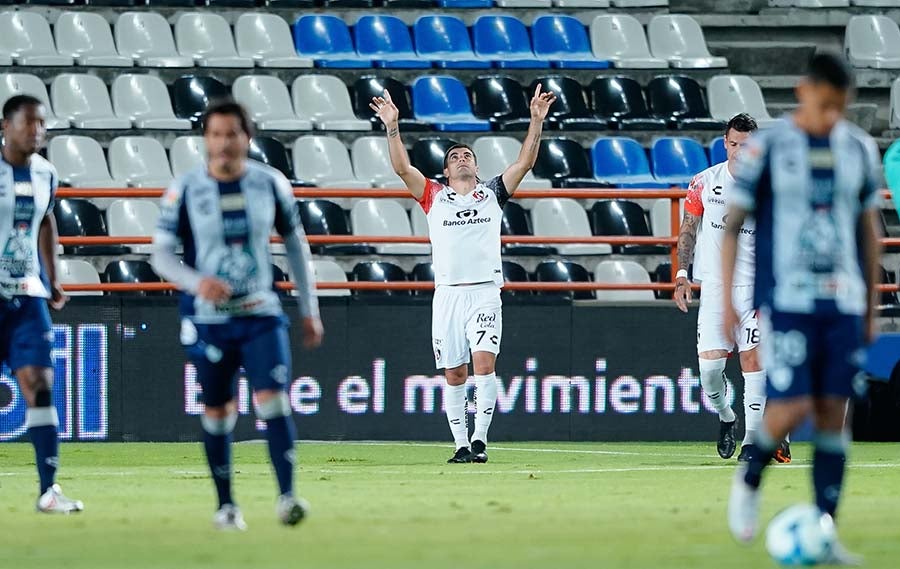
left=472, top=373, right=498, bottom=445
left=443, top=383, right=469, bottom=450
left=742, top=370, right=766, bottom=447
left=699, top=358, right=735, bottom=422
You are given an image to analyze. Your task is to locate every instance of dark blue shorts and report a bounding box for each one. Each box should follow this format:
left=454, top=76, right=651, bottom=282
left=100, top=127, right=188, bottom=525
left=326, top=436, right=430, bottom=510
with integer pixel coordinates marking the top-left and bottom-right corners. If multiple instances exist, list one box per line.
left=0, top=296, right=53, bottom=373
left=186, top=315, right=292, bottom=408
left=761, top=308, right=864, bottom=400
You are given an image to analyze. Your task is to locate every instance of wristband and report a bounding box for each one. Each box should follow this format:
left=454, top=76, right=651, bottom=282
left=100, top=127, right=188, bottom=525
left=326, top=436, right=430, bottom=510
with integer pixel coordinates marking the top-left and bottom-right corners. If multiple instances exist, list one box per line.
left=675, top=269, right=688, bottom=280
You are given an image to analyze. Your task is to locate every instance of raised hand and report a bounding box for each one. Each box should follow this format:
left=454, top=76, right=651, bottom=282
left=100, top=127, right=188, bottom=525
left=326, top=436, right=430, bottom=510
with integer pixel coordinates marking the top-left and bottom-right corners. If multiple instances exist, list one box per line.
left=369, top=89, right=400, bottom=126
left=529, top=83, right=557, bottom=121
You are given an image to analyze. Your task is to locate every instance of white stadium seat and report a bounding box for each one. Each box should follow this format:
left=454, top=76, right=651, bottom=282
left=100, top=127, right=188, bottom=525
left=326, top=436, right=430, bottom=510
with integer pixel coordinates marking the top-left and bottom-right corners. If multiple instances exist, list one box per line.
left=51, top=74, right=131, bottom=130
left=170, top=136, right=206, bottom=177
left=0, top=11, right=72, bottom=66
left=707, top=75, right=777, bottom=126
left=292, top=136, right=371, bottom=189
left=48, top=136, right=126, bottom=189
left=590, top=15, right=668, bottom=69
left=531, top=198, right=612, bottom=255
left=611, top=0, right=668, bottom=6
left=106, top=199, right=160, bottom=254
left=312, top=260, right=350, bottom=297
left=594, top=260, right=655, bottom=301
left=351, top=199, right=431, bottom=255
left=235, top=13, right=313, bottom=68
left=648, top=15, right=728, bottom=69
left=55, top=12, right=133, bottom=67
left=845, top=15, right=900, bottom=69
left=351, top=137, right=405, bottom=188
left=649, top=198, right=684, bottom=238
left=108, top=137, right=174, bottom=188
left=850, top=0, right=900, bottom=5
left=769, top=0, right=848, bottom=6
left=232, top=75, right=312, bottom=131
left=472, top=136, right=551, bottom=193
left=292, top=75, right=371, bottom=131
left=410, top=204, right=429, bottom=237
left=112, top=74, right=192, bottom=130
left=554, top=0, right=609, bottom=7
left=115, top=12, right=193, bottom=68
left=58, top=260, right=102, bottom=297
left=0, top=74, right=70, bottom=130
left=175, top=13, right=253, bottom=68
left=496, top=0, right=552, bottom=7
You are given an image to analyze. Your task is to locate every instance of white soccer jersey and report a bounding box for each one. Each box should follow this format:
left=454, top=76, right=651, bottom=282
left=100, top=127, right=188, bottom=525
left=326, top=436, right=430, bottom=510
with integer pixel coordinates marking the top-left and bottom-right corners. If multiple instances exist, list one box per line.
left=418, top=176, right=509, bottom=287
left=684, top=162, right=755, bottom=286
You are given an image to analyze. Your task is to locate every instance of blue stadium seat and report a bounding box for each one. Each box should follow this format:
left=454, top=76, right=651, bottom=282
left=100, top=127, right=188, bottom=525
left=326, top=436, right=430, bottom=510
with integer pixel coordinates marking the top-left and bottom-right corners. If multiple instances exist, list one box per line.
left=709, top=137, right=726, bottom=164
left=532, top=16, right=610, bottom=70
left=473, top=15, right=549, bottom=69
left=651, top=137, right=709, bottom=186
left=412, top=76, right=491, bottom=132
left=591, top=137, right=668, bottom=188
left=293, top=15, right=370, bottom=68
left=438, top=0, right=493, bottom=6
left=355, top=15, right=431, bottom=69
left=414, top=15, right=491, bottom=69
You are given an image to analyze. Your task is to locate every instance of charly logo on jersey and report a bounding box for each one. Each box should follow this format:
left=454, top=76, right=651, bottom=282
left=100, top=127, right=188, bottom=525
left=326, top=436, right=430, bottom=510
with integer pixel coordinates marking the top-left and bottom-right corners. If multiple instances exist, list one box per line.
left=712, top=185, right=723, bottom=196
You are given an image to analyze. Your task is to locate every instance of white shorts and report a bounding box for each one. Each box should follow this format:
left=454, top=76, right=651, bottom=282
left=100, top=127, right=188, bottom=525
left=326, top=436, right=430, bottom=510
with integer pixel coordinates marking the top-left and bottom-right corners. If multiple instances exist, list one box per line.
left=432, top=283, right=502, bottom=369
left=697, top=283, right=760, bottom=354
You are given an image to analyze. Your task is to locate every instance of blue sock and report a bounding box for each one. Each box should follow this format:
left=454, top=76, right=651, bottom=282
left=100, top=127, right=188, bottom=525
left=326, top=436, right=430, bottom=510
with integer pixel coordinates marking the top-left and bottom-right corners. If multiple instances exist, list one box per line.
left=202, top=414, right=235, bottom=508
left=26, top=407, right=59, bottom=495
left=744, top=428, right=777, bottom=489
left=264, top=416, right=296, bottom=496
left=813, top=431, right=847, bottom=518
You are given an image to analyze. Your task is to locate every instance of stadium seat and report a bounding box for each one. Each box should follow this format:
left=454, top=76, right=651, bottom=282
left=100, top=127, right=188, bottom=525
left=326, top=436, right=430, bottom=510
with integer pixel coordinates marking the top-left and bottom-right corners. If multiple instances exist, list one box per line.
left=172, top=76, right=229, bottom=128
left=530, top=76, right=607, bottom=131
left=709, top=138, right=726, bottom=165
left=0, top=12, right=72, bottom=66
left=232, top=75, right=312, bottom=131
left=880, top=265, right=898, bottom=305
left=845, top=16, right=900, bottom=69
left=591, top=137, right=668, bottom=188
left=235, top=13, right=313, bottom=68
left=51, top=74, right=131, bottom=130
left=593, top=260, right=654, bottom=301
left=112, top=74, right=192, bottom=130
left=48, top=136, right=126, bottom=189
left=647, top=76, right=725, bottom=130
left=351, top=76, right=431, bottom=132
left=293, top=15, right=370, bottom=68
left=322, top=0, right=376, bottom=6
left=473, top=15, right=549, bottom=68
left=531, top=198, right=612, bottom=255
left=590, top=200, right=669, bottom=255
left=410, top=205, right=429, bottom=236
left=312, top=259, right=350, bottom=297
left=589, top=76, right=666, bottom=131
left=385, top=0, right=434, bottom=6
left=611, top=0, right=668, bottom=5
left=501, top=201, right=558, bottom=255
left=554, top=0, right=609, bottom=6
left=851, top=0, right=900, bottom=6
left=533, top=138, right=610, bottom=188
left=298, top=199, right=375, bottom=256
left=55, top=199, right=129, bottom=256
left=472, top=136, right=552, bottom=206
left=650, top=137, right=709, bottom=186
left=350, top=199, right=430, bottom=255
left=438, top=0, right=493, bottom=7
left=411, top=261, right=435, bottom=297
left=266, top=0, right=317, bottom=6
left=174, top=13, right=253, bottom=68
left=532, top=15, right=609, bottom=69
left=292, top=75, right=371, bottom=131
left=501, top=260, right=530, bottom=297
left=55, top=11, right=132, bottom=67
left=58, top=259, right=102, bottom=297
left=412, top=76, right=492, bottom=131
left=648, top=15, right=727, bottom=69
left=891, top=77, right=900, bottom=129
left=0, top=74, right=70, bottom=130
left=104, top=261, right=164, bottom=296
left=270, top=263, right=289, bottom=296
left=769, top=0, right=848, bottom=6
left=108, top=137, right=174, bottom=188
left=590, top=15, right=668, bottom=69
left=653, top=262, right=674, bottom=300
left=115, top=12, right=193, bottom=68
left=352, top=261, right=410, bottom=297
left=292, top=136, right=371, bottom=190
left=170, top=136, right=206, bottom=177
left=356, top=15, right=431, bottom=69
left=470, top=75, right=532, bottom=131
left=497, top=0, right=551, bottom=6
left=107, top=199, right=160, bottom=254
left=412, top=138, right=458, bottom=181
left=351, top=137, right=404, bottom=188
left=248, top=137, right=304, bottom=185
left=414, top=16, right=491, bottom=69
left=535, top=260, right=593, bottom=300
left=649, top=197, right=684, bottom=238
left=707, top=75, right=776, bottom=126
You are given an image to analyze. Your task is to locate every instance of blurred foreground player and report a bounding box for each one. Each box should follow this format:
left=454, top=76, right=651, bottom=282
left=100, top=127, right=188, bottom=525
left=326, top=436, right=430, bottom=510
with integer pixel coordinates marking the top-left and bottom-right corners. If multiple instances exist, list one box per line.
left=1, top=95, right=82, bottom=513
left=151, top=100, right=323, bottom=531
left=723, top=54, right=881, bottom=564
left=371, top=86, right=555, bottom=463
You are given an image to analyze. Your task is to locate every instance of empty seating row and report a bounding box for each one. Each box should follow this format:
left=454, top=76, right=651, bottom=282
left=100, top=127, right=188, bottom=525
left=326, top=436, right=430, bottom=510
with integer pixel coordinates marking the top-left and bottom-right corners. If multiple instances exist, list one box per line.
left=14, top=0, right=669, bottom=8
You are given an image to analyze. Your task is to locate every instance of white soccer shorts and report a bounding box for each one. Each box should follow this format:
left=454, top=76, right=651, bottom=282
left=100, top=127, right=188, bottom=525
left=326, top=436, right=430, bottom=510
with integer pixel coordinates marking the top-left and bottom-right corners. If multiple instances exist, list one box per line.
left=697, top=283, right=760, bottom=354
left=432, top=283, right=503, bottom=369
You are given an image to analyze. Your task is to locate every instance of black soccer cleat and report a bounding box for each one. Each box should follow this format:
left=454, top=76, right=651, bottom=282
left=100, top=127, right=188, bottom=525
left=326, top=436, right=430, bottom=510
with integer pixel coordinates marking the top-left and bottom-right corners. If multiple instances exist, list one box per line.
left=737, top=444, right=754, bottom=463
left=471, top=440, right=488, bottom=463
left=448, top=447, right=473, bottom=463
left=773, top=440, right=792, bottom=464
left=717, top=420, right=737, bottom=459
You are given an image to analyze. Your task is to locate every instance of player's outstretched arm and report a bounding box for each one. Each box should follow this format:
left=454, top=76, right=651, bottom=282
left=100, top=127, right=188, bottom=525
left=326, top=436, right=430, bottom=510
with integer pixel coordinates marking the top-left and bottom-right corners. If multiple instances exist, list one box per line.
left=370, top=90, right=427, bottom=200
left=721, top=206, right=747, bottom=339
left=38, top=213, right=66, bottom=310
left=502, top=84, right=556, bottom=195
left=859, top=209, right=883, bottom=343
left=674, top=211, right=701, bottom=313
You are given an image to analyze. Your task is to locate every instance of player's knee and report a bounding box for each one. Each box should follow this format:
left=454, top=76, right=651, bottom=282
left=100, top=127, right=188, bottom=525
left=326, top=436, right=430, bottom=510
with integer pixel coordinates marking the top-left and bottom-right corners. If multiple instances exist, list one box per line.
left=255, top=391, right=291, bottom=420
left=739, top=349, right=762, bottom=372
left=444, top=366, right=467, bottom=386
left=471, top=354, right=496, bottom=376
left=201, top=409, right=238, bottom=436
left=698, top=357, right=727, bottom=396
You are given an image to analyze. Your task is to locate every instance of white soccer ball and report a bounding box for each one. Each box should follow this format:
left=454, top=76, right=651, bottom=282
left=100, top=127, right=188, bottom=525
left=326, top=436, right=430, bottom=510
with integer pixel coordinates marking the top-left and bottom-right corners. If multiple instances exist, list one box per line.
left=765, top=504, right=836, bottom=566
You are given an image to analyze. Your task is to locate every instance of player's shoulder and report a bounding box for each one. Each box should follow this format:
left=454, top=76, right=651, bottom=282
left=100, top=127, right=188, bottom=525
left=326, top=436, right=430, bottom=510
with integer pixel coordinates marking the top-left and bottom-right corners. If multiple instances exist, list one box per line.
left=693, top=161, right=727, bottom=185
left=29, top=153, right=57, bottom=177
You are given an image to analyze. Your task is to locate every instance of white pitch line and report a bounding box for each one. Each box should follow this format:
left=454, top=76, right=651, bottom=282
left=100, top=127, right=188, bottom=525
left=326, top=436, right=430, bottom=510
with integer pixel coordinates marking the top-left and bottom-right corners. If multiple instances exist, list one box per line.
left=304, top=441, right=711, bottom=458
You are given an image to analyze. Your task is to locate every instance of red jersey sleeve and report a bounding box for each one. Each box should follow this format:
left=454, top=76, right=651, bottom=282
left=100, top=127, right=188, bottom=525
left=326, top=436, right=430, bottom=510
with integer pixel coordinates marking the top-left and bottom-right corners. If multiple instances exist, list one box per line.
left=684, top=175, right=705, bottom=216
left=417, top=179, right=443, bottom=215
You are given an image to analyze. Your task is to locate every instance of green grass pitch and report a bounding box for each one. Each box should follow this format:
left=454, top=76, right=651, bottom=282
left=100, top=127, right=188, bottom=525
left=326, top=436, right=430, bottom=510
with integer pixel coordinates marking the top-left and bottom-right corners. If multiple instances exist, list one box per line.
left=1, top=442, right=898, bottom=569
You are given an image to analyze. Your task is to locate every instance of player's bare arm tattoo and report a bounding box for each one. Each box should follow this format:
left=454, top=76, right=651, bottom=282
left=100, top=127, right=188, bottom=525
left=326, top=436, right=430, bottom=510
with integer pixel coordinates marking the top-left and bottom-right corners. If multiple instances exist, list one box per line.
left=388, top=127, right=399, bottom=138
left=677, top=212, right=701, bottom=272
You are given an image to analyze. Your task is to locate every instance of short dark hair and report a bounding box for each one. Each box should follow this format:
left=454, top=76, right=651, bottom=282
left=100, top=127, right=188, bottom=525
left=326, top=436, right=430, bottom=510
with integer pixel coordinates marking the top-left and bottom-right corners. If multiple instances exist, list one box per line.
left=443, top=143, right=477, bottom=169
left=725, top=113, right=758, bottom=136
left=807, top=52, right=854, bottom=90
left=201, top=99, right=254, bottom=137
left=2, top=94, right=43, bottom=121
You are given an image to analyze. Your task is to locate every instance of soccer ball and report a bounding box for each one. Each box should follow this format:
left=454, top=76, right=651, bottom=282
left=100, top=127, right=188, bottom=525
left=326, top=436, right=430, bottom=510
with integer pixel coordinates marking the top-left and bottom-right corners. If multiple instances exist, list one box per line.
left=765, top=504, right=836, bottom=566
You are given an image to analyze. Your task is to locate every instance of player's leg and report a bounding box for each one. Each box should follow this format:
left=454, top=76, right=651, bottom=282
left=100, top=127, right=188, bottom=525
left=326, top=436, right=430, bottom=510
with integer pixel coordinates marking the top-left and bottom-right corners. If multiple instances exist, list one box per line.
left=433, top=287, right=472, bottom=462
left=697, top=284, right=739, bottom=458
left=467, top=286, right=502, bottom=463
left=444, top=364, right=472, bottom=463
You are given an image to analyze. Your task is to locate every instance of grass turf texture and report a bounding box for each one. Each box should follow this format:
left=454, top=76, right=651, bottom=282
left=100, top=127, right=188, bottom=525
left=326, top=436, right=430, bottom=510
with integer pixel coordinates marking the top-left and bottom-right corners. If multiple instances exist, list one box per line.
left=1, top=442, right=898, bottom=569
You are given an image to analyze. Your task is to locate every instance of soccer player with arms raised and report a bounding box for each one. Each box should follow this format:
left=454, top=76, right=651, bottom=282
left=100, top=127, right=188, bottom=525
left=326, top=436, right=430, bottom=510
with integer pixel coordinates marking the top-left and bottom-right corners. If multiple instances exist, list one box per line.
left=370, top=86, right=555, bottom=463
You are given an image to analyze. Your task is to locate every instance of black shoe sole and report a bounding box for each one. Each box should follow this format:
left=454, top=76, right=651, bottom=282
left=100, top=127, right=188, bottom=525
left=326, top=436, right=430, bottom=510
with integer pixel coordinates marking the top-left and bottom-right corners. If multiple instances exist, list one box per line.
left=472, top=453, right=488, bottom=463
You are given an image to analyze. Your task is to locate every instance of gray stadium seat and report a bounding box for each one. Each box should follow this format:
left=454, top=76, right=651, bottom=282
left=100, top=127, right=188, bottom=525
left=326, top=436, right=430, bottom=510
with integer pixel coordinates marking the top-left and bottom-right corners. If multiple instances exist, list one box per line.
left=107, top=199, right=160, bottom=254
left=850, top=0, right=900, bottom=5
left=648, top=15, right=727, bottom=69
left=0, top=74, right=70, bottom=130
left=51, top=74, right=132, bottom=130
left=48, top=135, right=127, bottom=189
left=496, top=0, right=551, bottom=6
left=292, top=136, right=372, bottom=189
left=845, top=15, right=900, bottom=69
left=554, top=0, right=609, bottom=6
left=55, top=11, right=133, bottom=67
left=292, top=75, right=371, bottom=131
left=235, top=13, right=314, bottom=68
left=232, top=75, right=312, bottom=131
left=108, top=137, right=174, bottom=188
left=170, top=136, right=206, bottom=177
left=593, top=260, right=655, bottom=301
left=707, top=75, right=777, bottom=127
left=115, top=12, right=194, bottom=68
left=611, top=0, right=668, bottom=5
left=58, top=259, right=102, bottom=297
left=472, top=136, right=550, bottom=210
left=175, top=12, right=253, bottom=68
left=351, top=199, right=431, bottom=255
left=351, top=136, right=405, bottom=188
left=532, top=198, right=612, bottom=255
left=769, top=0, right=848, bottom=6
left=591, top=15, right=668, bottom=69
left=0, top=11, right=72, bottom=66
left=312, top=259, right=350, bottom=297
left=410, top=204, right=429, bottom=236
left=649, top=197, right=684, bottom=238
left=112, top=74, right=192, bottom=130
